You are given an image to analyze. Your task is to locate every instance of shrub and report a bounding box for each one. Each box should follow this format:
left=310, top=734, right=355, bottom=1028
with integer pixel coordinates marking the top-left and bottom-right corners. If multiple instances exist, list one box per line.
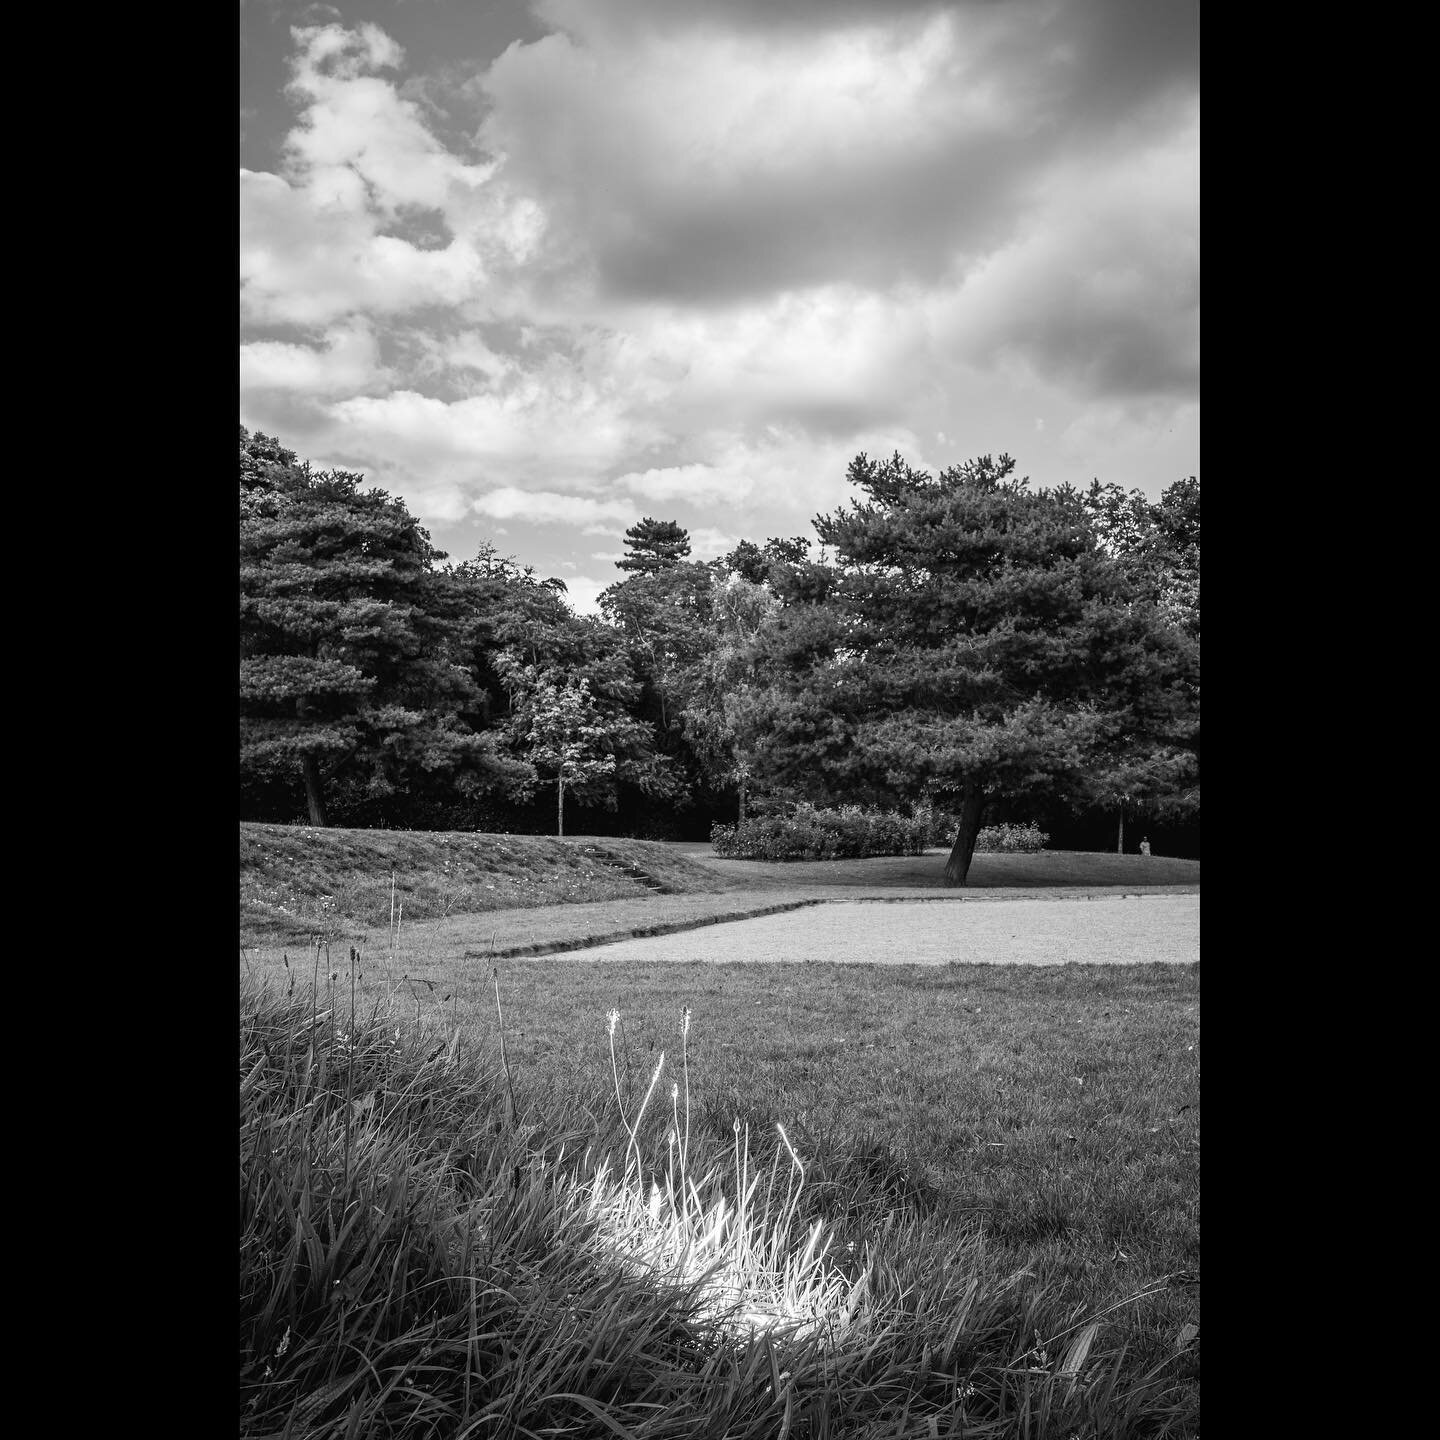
left=711, top=802, right=930, bottom=860
left=972, top=821, right=1050, bottom=853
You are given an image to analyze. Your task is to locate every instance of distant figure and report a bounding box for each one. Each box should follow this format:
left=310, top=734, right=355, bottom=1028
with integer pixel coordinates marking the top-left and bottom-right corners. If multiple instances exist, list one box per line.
left=1140, top=837, right=1152, bottom=857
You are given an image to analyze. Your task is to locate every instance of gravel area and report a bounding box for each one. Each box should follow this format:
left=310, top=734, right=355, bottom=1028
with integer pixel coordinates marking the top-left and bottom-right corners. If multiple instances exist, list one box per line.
left=541, top=893, right=1199, bottom=966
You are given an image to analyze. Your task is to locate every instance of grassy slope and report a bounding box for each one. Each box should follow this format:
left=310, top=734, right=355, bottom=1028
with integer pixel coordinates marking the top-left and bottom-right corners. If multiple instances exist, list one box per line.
left=239, top=823, right=742, bottom=939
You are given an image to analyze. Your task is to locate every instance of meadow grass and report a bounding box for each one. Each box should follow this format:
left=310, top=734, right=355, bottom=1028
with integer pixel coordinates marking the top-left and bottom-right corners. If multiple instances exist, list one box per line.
left=240, top=949, right=1199, bottom=1438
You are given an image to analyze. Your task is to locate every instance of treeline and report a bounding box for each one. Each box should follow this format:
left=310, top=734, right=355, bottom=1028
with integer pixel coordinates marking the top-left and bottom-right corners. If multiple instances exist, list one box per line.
left=240, top=429, right=1199, bottom=881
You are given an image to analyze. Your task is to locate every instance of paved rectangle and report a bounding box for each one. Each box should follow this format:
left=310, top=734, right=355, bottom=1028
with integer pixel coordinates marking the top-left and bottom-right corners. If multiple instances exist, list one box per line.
left=543, top=894, right=1199, bottom=966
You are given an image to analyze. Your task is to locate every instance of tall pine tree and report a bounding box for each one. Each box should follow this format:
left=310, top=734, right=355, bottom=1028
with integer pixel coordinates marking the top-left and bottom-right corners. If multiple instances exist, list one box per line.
left=751, top=452, right=1196, bottom=884
left=615, top=517, right=692, bottom=574
left=239, top=428, right=501, bottom=825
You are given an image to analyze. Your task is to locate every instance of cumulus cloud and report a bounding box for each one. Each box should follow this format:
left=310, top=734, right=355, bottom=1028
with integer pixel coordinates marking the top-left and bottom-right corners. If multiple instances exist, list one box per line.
left=685, top=525, right=740, bottom=560
left=239, top=21, right=542, bottom=329
left=476, top=9, right=1037, bottom=304
left=471, top=486, right=636, bottom=531
left=936, top=105, right=1198, bottom=400
left=240, top=3, right=1197, bottom=569
left=615, top=462, right=754, bottom=506
left=478, top=0, right=1197, bottom=309
left=240, top=317, right=391, bottom=396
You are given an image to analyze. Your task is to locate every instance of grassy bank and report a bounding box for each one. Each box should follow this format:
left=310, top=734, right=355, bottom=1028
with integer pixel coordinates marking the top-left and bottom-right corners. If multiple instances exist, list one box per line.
left=240, top=823, right=739, bottom=939
left=240, top=957, right=1199, bottom=1437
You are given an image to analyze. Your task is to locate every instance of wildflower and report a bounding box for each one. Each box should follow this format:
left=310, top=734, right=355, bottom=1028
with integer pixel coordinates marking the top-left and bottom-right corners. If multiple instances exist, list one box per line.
left=681, top=1006, right=691, bottom=1037
left=607, top=1008, right=620, bottom=1037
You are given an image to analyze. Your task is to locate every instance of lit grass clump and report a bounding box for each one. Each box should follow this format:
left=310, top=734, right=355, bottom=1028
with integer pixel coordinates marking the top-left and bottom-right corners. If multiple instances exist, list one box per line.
left=577, top=1003, right=850, bottom=1339
left=240, top=966, right=1198, bottom=1438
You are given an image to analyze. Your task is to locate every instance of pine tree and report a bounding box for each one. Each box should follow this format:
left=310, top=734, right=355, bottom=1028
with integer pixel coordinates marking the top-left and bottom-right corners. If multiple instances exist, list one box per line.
left=239, top=428, right=499, bottom=826
left=752, top=451, right=1197, bottom=884
left=615, top=517, right=692, bottom=574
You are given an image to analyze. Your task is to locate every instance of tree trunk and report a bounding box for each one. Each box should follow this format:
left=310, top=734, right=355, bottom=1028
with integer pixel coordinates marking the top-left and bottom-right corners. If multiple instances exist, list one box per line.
left=738, top=772, right=747, bottom=825
left=1117, top=807, right=1125, bottom=854
left=557, top=776, right=565, bottom=837
left=302, top=753, right=329, bottom=827
left=942, top=788, right=985, bottom=886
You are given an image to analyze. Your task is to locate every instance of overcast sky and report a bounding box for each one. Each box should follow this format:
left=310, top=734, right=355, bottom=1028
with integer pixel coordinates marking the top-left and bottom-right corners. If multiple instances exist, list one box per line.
left=241, top=0, right=1198, bottom=615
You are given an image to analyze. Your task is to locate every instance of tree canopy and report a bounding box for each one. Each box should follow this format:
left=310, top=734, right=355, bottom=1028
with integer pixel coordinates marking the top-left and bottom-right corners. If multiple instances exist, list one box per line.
left=615, top=517, right=692, bottom=574
left=734, top=452, right=1198, bottom=882
left=239, top=428, right=514, bottom=826
left=238, top=428, right=1197, bottom=857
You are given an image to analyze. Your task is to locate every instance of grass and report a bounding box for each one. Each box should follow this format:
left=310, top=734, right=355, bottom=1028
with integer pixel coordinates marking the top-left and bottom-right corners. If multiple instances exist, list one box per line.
left=240, top=823, right=742, bottom=940
left=240, top=946, right=1199, bottom=1437
left=692, top=850, right=1201, bottom=892
left=239, top=822, right=1199, bottom=957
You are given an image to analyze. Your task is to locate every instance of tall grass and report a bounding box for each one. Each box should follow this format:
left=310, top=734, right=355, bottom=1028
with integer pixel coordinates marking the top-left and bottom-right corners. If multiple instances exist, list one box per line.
left=240, top=967, right=1198, bottom=1438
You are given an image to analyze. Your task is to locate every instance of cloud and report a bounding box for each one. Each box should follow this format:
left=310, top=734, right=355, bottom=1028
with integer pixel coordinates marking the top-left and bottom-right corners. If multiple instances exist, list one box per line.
left=240, top=317, right=391, bottom=395
left=935, top=105, right=1198, bottom=400
left=241, top=7, right=1197, bottom=555
left=615, top=462, right=754, bottom=505
left=685, top=525, right=739, bottom=560
left=557, top=573, right=609, bottom=616
left=478, top=1, right=1198, bottom=307
left=471, top=487, right=636, bottom=531
left=477, top=9, right=1038, bottom=305
left=239, top=21, right=542, bottom=329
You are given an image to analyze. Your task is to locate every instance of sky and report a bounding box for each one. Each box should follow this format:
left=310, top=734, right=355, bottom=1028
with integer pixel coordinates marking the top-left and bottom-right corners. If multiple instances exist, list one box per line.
left=240, top=0, right=1199, bottom=615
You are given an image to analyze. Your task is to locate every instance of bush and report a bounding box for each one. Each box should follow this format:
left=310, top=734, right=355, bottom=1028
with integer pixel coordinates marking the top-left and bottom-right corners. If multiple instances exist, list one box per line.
left=973, top=821, right=1049, bottom=854
left=711, top=803, right=930, bottom=860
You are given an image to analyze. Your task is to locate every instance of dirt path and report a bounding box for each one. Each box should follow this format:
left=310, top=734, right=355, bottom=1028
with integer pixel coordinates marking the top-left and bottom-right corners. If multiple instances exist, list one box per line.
left=539, top=894, right=1199, bottom=966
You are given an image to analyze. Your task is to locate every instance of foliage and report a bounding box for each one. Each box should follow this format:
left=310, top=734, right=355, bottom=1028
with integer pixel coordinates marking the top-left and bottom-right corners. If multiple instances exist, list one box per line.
left=736, top=452, right=1197, bottom=884
left=239, top=428, right=523, bottom=826
left=510, top=671, right=617, bottom=835
left=1085, top=476, right=1200, bottom=639
left=712, top=802, right=931, bottom=860
left=497, top=650, right=687, bottom=826
left=616, top=516, right=693, bottom=573
left=599, top=554, right=716, bottom=731
left=974, top=822, right=1051, bottom=854
left=720, top=534, right=813, bottom=586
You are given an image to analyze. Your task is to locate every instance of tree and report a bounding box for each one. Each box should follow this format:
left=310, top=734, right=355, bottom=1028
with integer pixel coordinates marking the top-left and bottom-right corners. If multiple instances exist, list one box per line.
left=509, top=673, right=617, bottom=836
left=599, top=555, right=714, bottom=730
left=747, top=451, right=1197, bottom=884
left=239, top=428, right=514, bottom=826
left=1085, top=476, right=1200, bottom=638
left=679, top=570, right=781, bottom=822
left=615, top=517, right=692, bottom=574
left=496, top=651, right=685, bottom=830
left=1082, top=477, right=1200, bottom=846
left=721, top=535, right=812, bottom=586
